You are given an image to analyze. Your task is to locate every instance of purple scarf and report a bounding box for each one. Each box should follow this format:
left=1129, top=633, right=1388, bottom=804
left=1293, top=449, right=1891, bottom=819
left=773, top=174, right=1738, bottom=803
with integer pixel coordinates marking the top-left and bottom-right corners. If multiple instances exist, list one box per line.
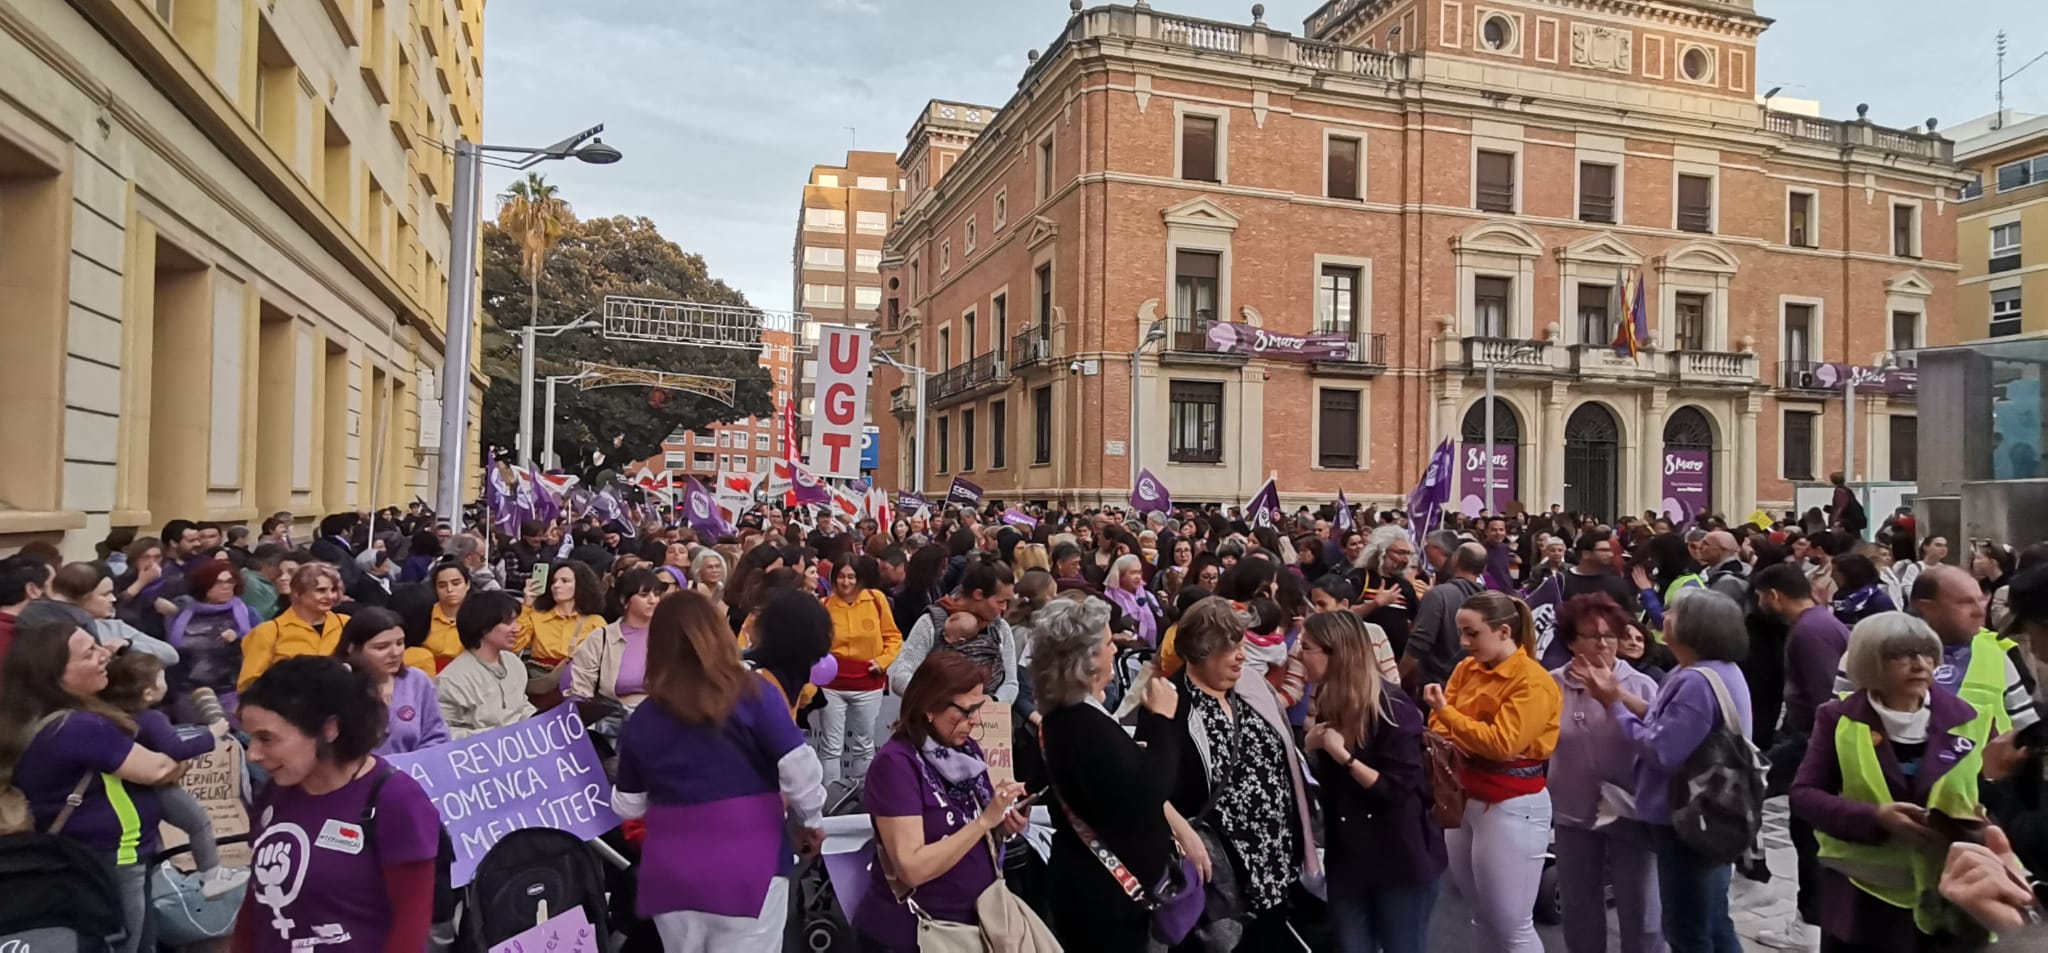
left=168, top=598, right=254, bottom=647
left=918, top=737, right=994, bottom=812
left=1105, top=584, right=1160, bottom=647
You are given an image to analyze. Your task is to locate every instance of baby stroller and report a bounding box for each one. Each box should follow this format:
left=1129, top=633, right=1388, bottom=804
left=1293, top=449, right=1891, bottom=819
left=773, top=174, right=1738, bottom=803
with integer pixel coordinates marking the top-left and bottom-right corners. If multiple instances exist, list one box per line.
left=0, top=831, right=127, bottom=953
left=460, top=828, right=613, bottom=953
left=149, top=834, right=252, bottom=949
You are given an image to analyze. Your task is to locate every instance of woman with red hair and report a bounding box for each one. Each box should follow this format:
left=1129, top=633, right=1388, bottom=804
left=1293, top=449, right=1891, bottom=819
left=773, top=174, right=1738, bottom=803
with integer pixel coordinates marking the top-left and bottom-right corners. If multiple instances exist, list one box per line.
left=167, top=558, right=254, bottom=719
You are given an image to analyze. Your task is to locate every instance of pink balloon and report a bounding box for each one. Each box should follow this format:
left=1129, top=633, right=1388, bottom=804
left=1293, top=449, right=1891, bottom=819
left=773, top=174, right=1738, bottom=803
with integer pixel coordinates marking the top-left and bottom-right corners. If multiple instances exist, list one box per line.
left=809, top=654, right=839, bottom=687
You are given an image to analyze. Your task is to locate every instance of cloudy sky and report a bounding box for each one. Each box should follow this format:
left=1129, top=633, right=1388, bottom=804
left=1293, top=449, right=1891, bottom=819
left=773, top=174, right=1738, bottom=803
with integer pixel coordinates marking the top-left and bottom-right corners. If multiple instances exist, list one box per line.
left=480, top=0, right=2048, bottom=314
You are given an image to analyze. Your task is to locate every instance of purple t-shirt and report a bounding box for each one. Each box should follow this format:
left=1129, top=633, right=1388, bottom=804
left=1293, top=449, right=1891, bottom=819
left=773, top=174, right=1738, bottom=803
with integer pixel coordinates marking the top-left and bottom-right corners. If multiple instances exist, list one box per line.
left=616, top=685, right=804, bottom=919
left=377, top=668, right=450, bottom=755
left=243, top=761, right=441, bottom=953
left=856, top=738, right=999, bottom=949
left=15, top=711, right=161, bottom=864
left=615, top=624, right=649, bottom=697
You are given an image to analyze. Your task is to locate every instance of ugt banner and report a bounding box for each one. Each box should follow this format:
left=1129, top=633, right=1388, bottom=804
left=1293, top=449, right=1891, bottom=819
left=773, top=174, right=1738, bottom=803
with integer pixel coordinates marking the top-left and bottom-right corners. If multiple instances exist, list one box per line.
left=386, top=708, right=621, bottom=886
left=807, top=325, right=874, bottom=479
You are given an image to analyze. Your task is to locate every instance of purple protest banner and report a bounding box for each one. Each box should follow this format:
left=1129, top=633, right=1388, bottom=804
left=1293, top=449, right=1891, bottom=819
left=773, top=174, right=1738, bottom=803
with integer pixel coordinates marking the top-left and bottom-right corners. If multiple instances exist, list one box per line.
left=1202, top=323, right=1355, bottom=362
left=948, top=476, right=984, bottom=507
left=1130, top=468, right=1172, bottom=516
left=790, top=460, right=830, bottom=507
left=682, top=476, right=733, bottom=540
left=1660, top=449, right=1712, bottom=524
left=385, top=707, right=621, bottom=887
left=1810, top=362, right=1917, bottom=396
left=1458, top=443, right=1517, bottom=517
left=1406, top=439, right=1455, bottom=533
left=1001, top=507, right=1038, bottom=529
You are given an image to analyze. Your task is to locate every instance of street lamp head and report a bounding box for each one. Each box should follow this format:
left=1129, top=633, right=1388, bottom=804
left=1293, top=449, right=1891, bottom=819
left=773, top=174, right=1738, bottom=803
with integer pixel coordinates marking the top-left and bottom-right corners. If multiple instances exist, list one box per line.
left=1142, top=322, right=1168, bottom=346
left=574, top=138, right=623, bottom=165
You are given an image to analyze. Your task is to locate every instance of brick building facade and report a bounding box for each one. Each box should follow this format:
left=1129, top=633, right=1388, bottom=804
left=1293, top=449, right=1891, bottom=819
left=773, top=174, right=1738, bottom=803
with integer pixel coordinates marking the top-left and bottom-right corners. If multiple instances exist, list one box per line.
left=875, top=0, right=1968, bottom=517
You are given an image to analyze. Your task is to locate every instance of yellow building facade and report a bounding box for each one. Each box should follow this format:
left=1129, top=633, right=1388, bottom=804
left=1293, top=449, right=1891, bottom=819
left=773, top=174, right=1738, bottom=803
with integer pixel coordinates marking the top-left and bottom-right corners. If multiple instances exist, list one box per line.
left=1956, top=110, right=2048, bottom=340
left=0, top=0, right=483, bottom=557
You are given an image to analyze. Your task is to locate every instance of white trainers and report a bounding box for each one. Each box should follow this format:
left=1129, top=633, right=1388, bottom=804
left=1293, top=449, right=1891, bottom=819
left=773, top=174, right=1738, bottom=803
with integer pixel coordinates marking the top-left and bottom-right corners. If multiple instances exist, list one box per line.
left=199, top=866, right=250, bottom=900
left=1754, top=920, right=1817, bottom=950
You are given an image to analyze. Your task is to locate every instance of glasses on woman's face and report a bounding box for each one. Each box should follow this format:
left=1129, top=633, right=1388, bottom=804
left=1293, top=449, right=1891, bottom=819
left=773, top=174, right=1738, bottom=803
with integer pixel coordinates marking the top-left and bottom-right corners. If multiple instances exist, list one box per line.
left=947, top=700, right=986, bottom=719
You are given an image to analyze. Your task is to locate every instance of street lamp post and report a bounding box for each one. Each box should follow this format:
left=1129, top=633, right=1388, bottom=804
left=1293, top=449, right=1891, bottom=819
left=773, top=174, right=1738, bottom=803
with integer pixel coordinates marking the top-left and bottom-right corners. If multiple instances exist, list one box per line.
left=540, top=371, right=592, bottom=471
left=435, top=126, right=621, bottom=518
left=874, top=351, right=929, bottom=496
left=516, top=312, right=599, bottom=470
left=1129, top=320, right=1168, bottom=491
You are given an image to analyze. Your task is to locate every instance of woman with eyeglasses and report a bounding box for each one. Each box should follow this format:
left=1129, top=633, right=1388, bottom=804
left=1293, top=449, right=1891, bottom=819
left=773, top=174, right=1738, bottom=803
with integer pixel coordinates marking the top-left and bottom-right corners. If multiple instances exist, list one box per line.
left=1792, top=611, right=1989, bottom=953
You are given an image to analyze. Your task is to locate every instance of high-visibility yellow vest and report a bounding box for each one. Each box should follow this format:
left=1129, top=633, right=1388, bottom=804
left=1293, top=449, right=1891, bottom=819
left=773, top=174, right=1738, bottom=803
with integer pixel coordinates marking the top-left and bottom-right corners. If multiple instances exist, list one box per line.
left=1954, top=629, right=2018, bottom=740
left=1813, top=704, right=1983, bottom=937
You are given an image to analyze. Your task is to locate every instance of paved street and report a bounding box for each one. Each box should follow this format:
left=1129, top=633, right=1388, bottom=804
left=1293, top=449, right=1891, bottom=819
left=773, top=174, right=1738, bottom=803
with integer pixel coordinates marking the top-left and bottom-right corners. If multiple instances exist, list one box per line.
left=1429, top=798, right=1805, bottom=952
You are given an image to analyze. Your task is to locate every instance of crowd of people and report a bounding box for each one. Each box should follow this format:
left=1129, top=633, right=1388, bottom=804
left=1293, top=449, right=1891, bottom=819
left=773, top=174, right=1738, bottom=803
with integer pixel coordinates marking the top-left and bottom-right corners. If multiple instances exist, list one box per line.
left=1, top=493, right=2046, bottom=953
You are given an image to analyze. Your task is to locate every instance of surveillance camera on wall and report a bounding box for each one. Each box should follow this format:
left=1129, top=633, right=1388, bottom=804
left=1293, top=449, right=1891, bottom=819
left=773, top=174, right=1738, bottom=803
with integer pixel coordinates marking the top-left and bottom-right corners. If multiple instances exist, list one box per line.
left=1069, top=360, right=1084, bottom=373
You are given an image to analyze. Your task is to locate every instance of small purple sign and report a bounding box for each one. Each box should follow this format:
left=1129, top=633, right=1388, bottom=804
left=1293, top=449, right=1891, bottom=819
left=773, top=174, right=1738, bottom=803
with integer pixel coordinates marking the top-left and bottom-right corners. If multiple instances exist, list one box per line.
left=1459, top=443, right=1517, bottom=516
left=386, top=708, right=621, bottom=886
left=1203, top=323, right=1355, bottom=362
left=1660, top=449, right=1712, bottom=523
left=1810, top=362, right=1918, bottom=396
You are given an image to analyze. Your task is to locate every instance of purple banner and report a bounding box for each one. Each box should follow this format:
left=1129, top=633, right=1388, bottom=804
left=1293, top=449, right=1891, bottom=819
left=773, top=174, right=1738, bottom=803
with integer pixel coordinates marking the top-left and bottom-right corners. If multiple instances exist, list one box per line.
left=1406, top=439, right=1455, bottom=532
left=1247, top=477, right=1282, bottom=527
left=1131, top=468, right=1172, bottom=515
left=1458, top=443, right=1518, bottom=516
left=1660, top=449, right=1712, bottom=524
left=1203, top=323, right=1355, bottom=362
left=948, top=477, right=984, bottom=507
left=1001, top=508, right=1038, bottom=529
left=1811, top=362, right=1918, bottom=396
left=1528, top=575, right=1566, bottom=668
left=681, top=476, right=733, bottom=541
left=385, top=708, right=621, bottom=887
left=790, top=461, right=829, bottom=507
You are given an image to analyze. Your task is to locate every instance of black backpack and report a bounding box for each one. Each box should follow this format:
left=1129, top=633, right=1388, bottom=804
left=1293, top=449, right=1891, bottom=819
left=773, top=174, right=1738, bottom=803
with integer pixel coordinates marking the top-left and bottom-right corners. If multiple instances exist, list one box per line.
left=1669, top=667, right=1766, bottom=865
left=459, top=828, right=612, bottom=952
left=0, top=833, right=126, bottom=953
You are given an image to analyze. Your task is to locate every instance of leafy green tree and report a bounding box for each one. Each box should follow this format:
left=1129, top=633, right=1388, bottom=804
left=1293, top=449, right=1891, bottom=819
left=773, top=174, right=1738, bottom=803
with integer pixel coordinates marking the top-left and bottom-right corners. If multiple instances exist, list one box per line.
left=479, top=213, right=773, bottom=478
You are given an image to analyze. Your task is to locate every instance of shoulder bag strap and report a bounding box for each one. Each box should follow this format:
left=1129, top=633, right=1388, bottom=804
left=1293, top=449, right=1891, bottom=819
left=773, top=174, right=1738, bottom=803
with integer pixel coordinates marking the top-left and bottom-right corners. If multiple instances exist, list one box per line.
left=1036, top=724, right=1162, bottom=909
left=16, top=712, right=92, bottom=836
left=1695, top=668, right=1740, bottom=732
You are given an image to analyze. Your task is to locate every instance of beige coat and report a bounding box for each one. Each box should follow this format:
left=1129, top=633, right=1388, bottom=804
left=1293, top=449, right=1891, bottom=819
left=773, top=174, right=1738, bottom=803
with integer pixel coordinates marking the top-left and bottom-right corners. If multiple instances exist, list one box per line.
left=436, top=650, right=537, bottom=738
left=568, top=619, right=647, bottom=709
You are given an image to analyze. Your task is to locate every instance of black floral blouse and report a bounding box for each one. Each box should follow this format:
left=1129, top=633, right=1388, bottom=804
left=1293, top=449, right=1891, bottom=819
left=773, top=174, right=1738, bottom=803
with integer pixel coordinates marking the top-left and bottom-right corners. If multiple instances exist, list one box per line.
left=1191, top=688, right=1298, bottom=912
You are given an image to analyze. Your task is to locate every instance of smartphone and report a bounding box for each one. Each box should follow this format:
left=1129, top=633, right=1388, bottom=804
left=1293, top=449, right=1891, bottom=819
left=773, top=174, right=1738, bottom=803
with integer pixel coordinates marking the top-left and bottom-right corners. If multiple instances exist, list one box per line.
left=529, top=564, right=550, bottom=594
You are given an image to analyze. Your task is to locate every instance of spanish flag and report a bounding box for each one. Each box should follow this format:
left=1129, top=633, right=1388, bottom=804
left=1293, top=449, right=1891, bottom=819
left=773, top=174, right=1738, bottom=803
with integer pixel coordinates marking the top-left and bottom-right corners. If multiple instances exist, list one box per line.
left=1610, top=268, right=1649, bottom=360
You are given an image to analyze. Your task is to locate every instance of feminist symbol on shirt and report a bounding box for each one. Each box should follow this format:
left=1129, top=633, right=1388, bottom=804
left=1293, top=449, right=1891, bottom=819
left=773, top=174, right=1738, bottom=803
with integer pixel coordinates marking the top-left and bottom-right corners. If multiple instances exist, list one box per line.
left=252, top=824, right=312, bottom=938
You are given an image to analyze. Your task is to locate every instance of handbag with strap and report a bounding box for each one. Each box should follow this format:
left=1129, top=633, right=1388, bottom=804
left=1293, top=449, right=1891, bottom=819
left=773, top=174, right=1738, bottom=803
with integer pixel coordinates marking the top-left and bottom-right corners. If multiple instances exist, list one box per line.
left=1039, top=722, right=1203, bottom=946
left=1189, top=696, right=1248, bottom=923
left=1421, top=729, right=1468, bottom=830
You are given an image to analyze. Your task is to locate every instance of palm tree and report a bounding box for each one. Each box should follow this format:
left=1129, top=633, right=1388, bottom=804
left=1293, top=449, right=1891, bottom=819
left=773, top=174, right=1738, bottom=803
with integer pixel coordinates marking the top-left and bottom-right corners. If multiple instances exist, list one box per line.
left=496, top=173, right=575, bottom=333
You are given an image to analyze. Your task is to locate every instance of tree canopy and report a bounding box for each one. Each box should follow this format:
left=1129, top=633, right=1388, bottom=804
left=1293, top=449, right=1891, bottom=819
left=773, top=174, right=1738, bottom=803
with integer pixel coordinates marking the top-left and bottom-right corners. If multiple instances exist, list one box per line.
left=478, top=213, right=774, bottom=480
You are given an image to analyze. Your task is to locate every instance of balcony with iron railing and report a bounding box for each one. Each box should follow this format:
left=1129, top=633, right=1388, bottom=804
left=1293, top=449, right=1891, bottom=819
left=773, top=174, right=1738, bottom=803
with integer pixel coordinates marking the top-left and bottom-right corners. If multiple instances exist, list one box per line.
left=1159, top=311, right=1249, bottom=366
left=1310, top=329, right=1388, bottom=375
left=1010, top=328, right=1054, bottom=371
left=930, top=350, right=1009, bottom=406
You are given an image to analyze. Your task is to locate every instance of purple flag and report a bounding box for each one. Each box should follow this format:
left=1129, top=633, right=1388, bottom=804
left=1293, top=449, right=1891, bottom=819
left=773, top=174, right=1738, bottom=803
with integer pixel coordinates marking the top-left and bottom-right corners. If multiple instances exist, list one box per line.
left=1526, top=575, right=1566, bottom=668
left=384, top=708, right=620, bottom=887
left=590, top=487, right=626, bottom=531
left=790, top=461, right=829, bottom=507
left=1247, top=477, right=1281, bottom=528
left=1335, top=488, right=1354, bottom=533
left=1001, top=507, right=1038, bottom=529
left=1130, top=468, right=1171, bottom=516
left=1406, top=438, right=1456, bottom=534
left=895, top=490, right=931, bottom=511
left=681, top=477, right=732, bottom=540
left=948, top=477, right=984, bottom=507
left=525, top=466, right=560, bottom=526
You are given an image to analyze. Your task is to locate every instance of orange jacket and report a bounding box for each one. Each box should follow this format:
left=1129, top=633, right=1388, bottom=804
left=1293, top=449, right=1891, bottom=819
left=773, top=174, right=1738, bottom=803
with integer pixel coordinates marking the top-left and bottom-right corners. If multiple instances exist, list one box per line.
left=1427, top=647, right=1562, bottom=763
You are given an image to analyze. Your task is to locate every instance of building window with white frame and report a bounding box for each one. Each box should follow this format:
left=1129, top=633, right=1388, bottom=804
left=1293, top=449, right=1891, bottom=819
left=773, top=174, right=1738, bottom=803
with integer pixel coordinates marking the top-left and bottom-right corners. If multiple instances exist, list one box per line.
left=816, top=174, right=840, bottom=188
left=1991, top=288, right=2024, bottom=338
left=1319, top=265, right=1361, bottom=335
left=804, top=208, right=846, bottom=232
left=856, top=175, right=889, bottom=191
left=1475, top=151, right=1515, bottom=212
left=1032, top=385, right=1053, bottom=464
left=1788, top=191, right=1817, bottom=247
left=1578, top=162, right=1616, bottom=224
left=855, top=286, right=882, bottom=309
left=1783, top=410, right=1816, bottom=481
left=694, top=451, right=715, bottom=468
left=1576, top=283, right=1612, bottom=346
left=1326, top=136, right=1362, bottom=201
left=1181, top=114, right=1221, bottom=183
left=1474, top=276, right=1512, bottom=338
left=803, top=246, right=845, bottom=270
left=1784, top=302, right=1815, bottom=366
left=1890, top=311, right=1920, bottom=357
left=1991, top=222, right=2022, bottom=273
left=1175, top=250, right=1221, bottom=325
left=755, top=433, right=770, bottom=450
left=1676, top=174, right=1714, bottom=233
left=1995, top=154, right=2048, bottom=192
left=855, top=249, right=882, bottom=273
left=803, top=284, right=845, bottom=307
left=1318, top=389, right=1362, bottom=469
left=856, top=210, right=888, bottom=235
left=1674, top=292, right=1709, bottom=351
left=1892, top=203, right=1919, bottom=258
left=1169, top=380, right=1224, bottom=464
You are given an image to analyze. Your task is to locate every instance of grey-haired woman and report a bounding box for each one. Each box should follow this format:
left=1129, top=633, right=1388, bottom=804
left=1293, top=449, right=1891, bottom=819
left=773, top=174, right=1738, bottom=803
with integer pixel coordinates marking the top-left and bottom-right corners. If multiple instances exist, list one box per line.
left=1030, top=597, right=1196, bottom=953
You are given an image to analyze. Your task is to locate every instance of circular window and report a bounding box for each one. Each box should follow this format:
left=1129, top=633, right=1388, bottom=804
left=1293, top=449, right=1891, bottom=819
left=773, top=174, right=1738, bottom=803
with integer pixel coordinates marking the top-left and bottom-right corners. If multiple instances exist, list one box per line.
left=1481, top=14, right=1514, bottom=50
left=1682, top=47, right=1712, bottom=81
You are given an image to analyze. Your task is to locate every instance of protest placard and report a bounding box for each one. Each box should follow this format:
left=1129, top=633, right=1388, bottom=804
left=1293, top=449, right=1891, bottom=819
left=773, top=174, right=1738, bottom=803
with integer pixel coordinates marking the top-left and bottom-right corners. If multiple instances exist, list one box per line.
left=968, top=704, right=1015, bottom=787
left=157, top=735, right=251, bottom=870
left=487, top=905, right=600, bottom=953
left=386, top=708, right=621, bottom=886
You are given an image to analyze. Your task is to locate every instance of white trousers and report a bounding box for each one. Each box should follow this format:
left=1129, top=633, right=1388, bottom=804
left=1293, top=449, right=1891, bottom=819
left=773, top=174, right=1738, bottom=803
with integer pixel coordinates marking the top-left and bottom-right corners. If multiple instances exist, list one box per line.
left=816, top=687, right=883, bottom=783
left=1444, top=789, right=1553, bottom=953
left=653, top=875, right=788, bottom=953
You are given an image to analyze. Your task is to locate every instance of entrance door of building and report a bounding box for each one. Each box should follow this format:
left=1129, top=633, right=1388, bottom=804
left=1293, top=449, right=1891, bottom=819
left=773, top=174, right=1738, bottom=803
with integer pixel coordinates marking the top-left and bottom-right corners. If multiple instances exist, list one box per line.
left=1564, top=403, right=1620, bottom=520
